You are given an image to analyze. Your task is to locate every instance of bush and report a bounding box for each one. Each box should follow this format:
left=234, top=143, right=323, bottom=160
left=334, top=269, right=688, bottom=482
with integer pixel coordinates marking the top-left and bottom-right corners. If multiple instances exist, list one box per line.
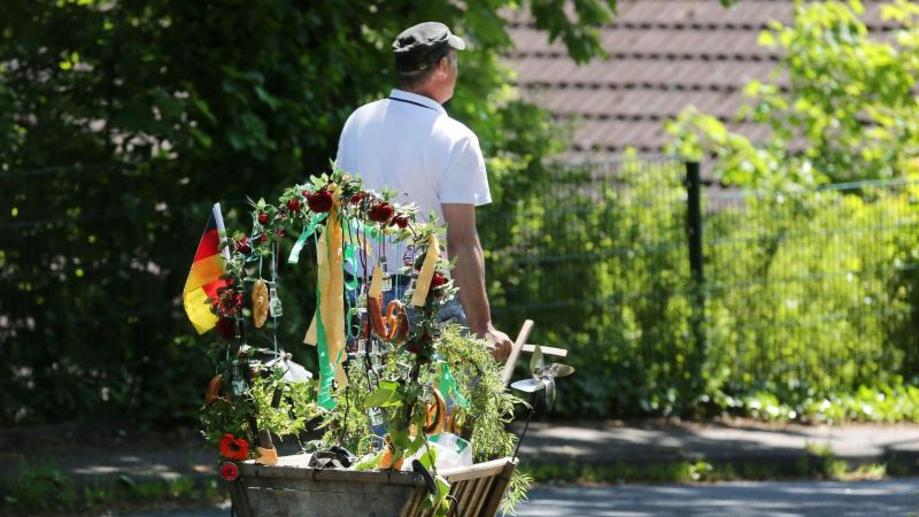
left=485, top=153, right=919, bottom=420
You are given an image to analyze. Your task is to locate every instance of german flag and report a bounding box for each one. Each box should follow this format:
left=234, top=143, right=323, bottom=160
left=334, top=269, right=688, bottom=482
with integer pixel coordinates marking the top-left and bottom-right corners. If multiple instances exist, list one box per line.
left=183, top=203, right=230, bottom=334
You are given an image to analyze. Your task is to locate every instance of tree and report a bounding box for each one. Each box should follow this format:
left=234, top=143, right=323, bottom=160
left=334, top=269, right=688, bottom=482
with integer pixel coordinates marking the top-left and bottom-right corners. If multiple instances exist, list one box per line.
left=668, top=0, right=919, bottom=185
left=0, top=0, right=617, bottom=424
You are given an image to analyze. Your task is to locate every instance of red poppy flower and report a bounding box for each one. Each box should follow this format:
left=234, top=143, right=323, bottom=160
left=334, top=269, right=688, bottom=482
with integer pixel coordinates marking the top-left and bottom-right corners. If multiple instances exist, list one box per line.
left=219, top=433, right=249, bottom=460
left=307, top=190, right=333, bottom=212
left=220, top=462, right=239, bottom=481
left=368, top=203, right=394, bottom=223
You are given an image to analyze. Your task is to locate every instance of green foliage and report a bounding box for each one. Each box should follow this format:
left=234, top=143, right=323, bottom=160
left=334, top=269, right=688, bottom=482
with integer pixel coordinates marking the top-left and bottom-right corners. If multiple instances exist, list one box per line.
left=436, top=326, right=523, bottom=461
left=0, top=0, right=614, bottom=425
left=650, top=0, right=919, bottom=420
left=500, top=470, right=533, bottom=516
left=486, top=148, right=919, bottom=420
left=521, top=454, right=894, bottom=484
left=2, top=467, right=220, bottom=515
left=489, top=154, right=705, bottom=417
left=2, top=461, right=77, bottom=513
left=667, top=0, right=919, bottom=183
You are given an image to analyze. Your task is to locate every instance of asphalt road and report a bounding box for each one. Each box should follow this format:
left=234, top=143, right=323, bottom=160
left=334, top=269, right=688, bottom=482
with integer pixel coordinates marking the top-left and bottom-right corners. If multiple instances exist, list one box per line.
left=124, top=478, right=919, bottom=517
left=514, top=478, right=919, bottom=517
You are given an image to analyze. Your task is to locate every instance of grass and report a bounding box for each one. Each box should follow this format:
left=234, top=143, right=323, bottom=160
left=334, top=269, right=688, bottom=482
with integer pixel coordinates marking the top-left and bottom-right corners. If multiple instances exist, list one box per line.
left=521, top=445, right=900, bottom=485
left=1, top=461, right=222, bottom=516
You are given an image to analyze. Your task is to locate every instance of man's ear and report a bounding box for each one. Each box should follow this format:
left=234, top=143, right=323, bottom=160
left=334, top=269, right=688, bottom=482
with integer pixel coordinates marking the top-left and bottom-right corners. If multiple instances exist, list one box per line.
left=437, top=56, right=450, bottom=78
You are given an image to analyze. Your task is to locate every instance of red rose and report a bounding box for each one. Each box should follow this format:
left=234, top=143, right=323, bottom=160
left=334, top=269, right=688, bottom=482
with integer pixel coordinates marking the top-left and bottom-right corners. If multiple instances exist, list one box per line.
left=287, top=198, right=302, bottom=212
left=257, top=212, right=269, bottom=225
left=307, top=190, right=333, bottom=212
left=368, top=203, right=394, bottom=223
left=235, top=236, right=252, bottom=255
left=391, top=216, right=409, bottom=229
left=219, top=433, right=249, bottom=461
left=220, top=462, right=239, bottom=482
left=431, top=272, right=448, bottom=287
left=350, top=191, right=366, bottom=205
left=274, top=227, right=286, bottom=238
left=256, top=234, right=268, bottom=244
left=216, top=317, right=236, bottom=339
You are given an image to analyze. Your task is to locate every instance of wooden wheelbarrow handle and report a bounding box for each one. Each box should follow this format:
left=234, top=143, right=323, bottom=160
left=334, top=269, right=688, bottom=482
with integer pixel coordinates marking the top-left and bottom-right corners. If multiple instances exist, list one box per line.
left=500, top=320, right=534, bottom=386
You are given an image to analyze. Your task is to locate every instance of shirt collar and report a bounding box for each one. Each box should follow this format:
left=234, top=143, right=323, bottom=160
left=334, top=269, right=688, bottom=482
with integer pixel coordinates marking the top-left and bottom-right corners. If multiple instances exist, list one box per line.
left=389, top=89, right=446, bottom=114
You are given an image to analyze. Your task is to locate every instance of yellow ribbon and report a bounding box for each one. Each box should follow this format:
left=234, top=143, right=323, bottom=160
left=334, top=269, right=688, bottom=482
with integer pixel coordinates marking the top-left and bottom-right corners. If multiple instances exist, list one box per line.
left=410, top=234, right=440, bottom=307
left=302, top=187, right=347, bottom=386
left=368, top=266, right=384, bottom=299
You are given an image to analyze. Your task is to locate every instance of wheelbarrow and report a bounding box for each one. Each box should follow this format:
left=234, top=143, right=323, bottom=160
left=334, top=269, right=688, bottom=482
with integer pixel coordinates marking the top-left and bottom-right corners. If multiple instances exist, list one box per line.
left=229, top=454, right=517, bottom=517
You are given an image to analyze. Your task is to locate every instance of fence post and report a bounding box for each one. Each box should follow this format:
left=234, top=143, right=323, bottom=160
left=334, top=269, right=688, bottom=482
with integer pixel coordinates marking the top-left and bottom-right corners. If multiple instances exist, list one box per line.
left=685, top=161, right=704, bottom=285
left=685, top=161, right=706, bottom=395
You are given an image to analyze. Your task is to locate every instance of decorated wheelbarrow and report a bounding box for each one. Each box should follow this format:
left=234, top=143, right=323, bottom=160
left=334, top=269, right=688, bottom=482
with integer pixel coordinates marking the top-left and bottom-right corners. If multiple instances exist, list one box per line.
left=188, top=171, right=572, bottom=517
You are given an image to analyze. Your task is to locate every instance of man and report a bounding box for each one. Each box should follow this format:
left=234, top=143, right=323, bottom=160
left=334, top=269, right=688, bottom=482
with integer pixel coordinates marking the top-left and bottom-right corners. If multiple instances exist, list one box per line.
left=336, top=21, right=512, bottom=361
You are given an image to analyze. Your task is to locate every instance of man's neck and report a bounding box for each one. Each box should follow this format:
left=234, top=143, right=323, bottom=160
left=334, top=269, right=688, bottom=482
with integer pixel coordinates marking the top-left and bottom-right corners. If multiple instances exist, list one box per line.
left=401, top=85, right=445, bottom=105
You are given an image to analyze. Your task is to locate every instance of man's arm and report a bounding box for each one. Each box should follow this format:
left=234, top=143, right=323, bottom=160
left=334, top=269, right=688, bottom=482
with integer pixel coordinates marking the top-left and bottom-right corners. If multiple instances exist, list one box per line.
left=442, top=203, right=512, bottom=361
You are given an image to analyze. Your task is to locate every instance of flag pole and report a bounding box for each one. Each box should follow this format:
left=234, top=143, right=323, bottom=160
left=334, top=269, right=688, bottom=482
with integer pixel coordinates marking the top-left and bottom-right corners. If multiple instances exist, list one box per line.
left=212, top=202, right=231, bottom=261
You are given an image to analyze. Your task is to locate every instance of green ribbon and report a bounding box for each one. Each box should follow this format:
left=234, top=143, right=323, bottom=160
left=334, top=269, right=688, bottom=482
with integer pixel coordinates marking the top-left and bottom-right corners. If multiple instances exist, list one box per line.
left=343, top=244, right=360, bottom=291
left=288, top=213, right=327, bottom=265
left=438, top=362, right=469, bottom=409
left=312, top=231, right=337, bottom=411
left=315, top=303, right=337, bottom=410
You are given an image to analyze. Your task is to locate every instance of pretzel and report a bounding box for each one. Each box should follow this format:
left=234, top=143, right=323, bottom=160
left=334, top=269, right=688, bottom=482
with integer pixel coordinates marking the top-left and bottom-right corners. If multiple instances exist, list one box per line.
left=423, top=388, right=448, bottom=435
left=251, top=279, right=269, bottom=328
left=367, top=296, right=408, bottom=342
left=378, top=437, right=405, bottom=471
left=204, top=374, right=228, bottom=406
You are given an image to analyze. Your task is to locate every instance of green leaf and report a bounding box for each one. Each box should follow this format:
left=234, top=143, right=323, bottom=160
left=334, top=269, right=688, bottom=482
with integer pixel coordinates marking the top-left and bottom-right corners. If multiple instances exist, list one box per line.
left=365, top=380, right=401, bottom=408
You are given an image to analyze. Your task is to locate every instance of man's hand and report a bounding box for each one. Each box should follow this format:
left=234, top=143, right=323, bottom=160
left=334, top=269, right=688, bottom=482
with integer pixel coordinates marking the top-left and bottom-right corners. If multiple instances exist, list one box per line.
left=441, top=204, right=511, bottom=361
left=483, top=325, right=513, bottom=362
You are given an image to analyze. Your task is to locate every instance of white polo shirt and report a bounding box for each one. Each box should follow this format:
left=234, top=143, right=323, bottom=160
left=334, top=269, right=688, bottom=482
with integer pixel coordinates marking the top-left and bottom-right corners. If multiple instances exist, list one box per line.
left=335, top=89, right=492, bottom=269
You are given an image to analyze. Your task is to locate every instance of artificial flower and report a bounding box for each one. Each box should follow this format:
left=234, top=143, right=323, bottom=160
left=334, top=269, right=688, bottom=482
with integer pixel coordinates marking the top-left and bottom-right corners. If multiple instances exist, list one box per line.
left=307, top=190, right=333, bottom=212
left=219, top=433, right=249, bottom=460
left=215, top=317, right=236, bottom=339
left=391, top=215, right=409, bottom=229
left=368, top=202, right=394, bottom=223
left=220, top=461, right=239, bottom=481
left=431, top=272, right=448, bottom=287
left=235, top=235, right=252, bottom=255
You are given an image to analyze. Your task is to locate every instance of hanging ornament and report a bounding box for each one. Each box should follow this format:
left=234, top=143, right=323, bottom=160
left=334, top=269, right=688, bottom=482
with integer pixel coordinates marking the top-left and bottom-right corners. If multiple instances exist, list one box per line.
left=265, top=352, right=313, bottom=383
left=379, top=257, right=393, bottom=293
left=204, top=374, right=227, bottom=406
left=269, top=286, right=283, bottom=318
left=252, top=279, right=269, bottom=328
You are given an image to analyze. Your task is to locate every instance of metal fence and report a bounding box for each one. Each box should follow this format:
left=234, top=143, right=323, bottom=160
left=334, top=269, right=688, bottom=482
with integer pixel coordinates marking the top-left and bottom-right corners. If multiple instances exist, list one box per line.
left=492, top=156, right=919, bottom=414
left=3, top=158, right=918, bottom=421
